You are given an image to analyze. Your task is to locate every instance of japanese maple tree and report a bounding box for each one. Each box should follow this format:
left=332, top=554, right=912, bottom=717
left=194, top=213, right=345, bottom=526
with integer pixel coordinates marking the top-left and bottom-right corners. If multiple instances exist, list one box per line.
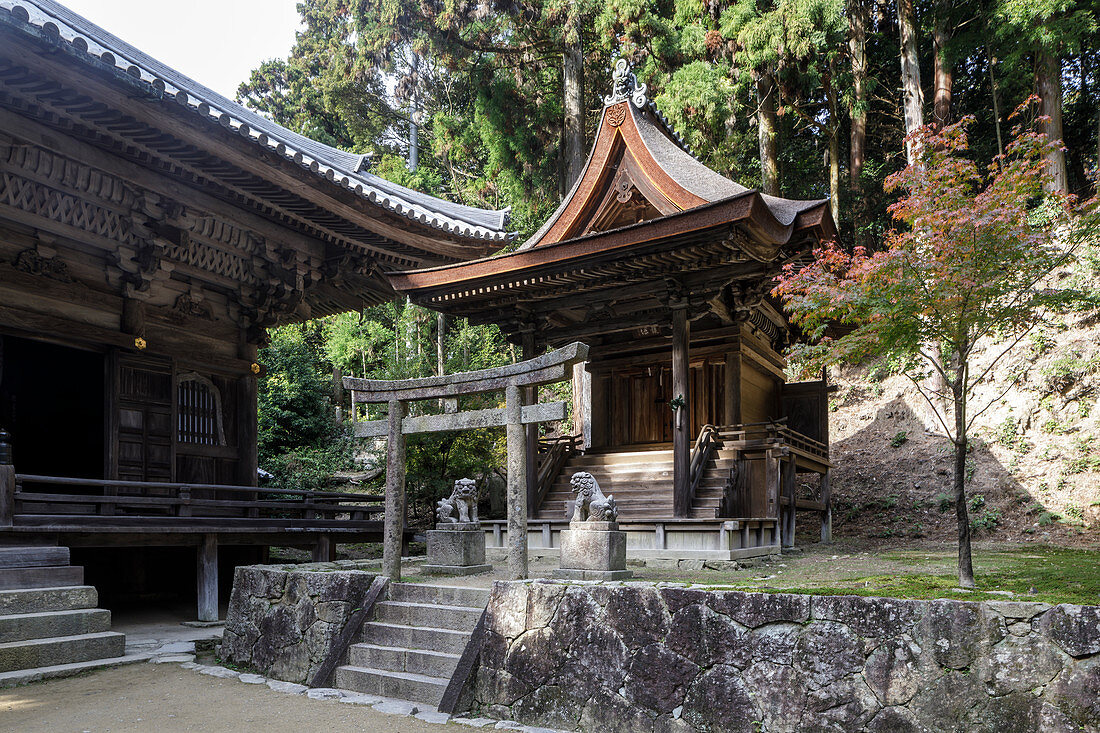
left=774, top=113, right=1098, bottom=587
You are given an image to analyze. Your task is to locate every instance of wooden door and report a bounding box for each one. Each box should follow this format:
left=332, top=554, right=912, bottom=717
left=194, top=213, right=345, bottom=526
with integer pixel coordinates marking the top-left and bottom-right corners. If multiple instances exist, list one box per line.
left=113, top=353, right=174, bottom=485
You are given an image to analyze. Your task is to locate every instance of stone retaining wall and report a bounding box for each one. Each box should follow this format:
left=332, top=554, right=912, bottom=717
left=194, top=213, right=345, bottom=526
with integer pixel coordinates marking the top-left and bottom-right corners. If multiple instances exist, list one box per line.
left=220, top=562, right=377, bottom=684
left=469, top=581, right=1100, bottom=732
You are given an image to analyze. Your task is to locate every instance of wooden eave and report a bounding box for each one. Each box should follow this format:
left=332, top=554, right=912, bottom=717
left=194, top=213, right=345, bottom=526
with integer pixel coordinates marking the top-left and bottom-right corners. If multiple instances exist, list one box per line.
left=0, top=10, right=509, bottom=269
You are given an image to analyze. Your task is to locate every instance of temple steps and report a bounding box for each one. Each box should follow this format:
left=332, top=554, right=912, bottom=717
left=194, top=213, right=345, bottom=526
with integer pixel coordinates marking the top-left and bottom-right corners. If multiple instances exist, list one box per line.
left=0, top=547, right=128, bottom=684
left=333, top=582, right=490, bottom=707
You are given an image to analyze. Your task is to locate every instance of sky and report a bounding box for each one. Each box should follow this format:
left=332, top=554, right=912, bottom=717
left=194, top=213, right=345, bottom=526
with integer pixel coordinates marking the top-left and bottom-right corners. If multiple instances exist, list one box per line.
left=57, top=0, right=302, bottom=100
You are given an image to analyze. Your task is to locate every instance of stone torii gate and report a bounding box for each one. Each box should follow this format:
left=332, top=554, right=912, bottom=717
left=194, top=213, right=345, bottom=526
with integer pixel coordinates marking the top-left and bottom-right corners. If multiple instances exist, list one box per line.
left=343, top=342, right=588, bottom=580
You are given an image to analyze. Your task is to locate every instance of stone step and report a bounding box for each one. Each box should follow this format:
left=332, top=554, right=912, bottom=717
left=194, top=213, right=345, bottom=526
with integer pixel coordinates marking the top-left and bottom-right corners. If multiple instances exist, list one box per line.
left=333, top=665, right=448, bottom=706
left=373, top=600, right=484, bottom=630
left=0, top=651, right=150, bottom=689
left=347, top=643, right=461, bottom=679
left=0, top=586, right=98, bottom=616
left=0, top=608, right=112, bottom=643
left=0, top=631, right=126, bottom=673
left=0, top=546, right=70, bottom=569
left=360, top=622, right=471, bottom=656
left=0, top=566, right=84, bottom=591
left=387, top=583, right=490, bottom=609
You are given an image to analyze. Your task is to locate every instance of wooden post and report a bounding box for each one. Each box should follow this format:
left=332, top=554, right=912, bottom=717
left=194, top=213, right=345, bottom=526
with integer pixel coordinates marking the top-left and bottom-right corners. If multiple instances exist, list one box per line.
left=724, top=351, right=741, bottom=426
left=313, top=533, right=333, bottom=562
left=0, top=429, right=12, bottom=528
left=573, top=362, right=592, bottom=448
left=821, top=469, right=833, bottom=543
left=672, top=306, right=691, bottom=517
left=764, top=449, right=781, bottom=520
left=196, top=534, right=218, bottom=622
left=522, top=332, right=538, bottom=517
left=505, top=383, right=528, bottom=579
left=782, top=459, right=796, bottom=547
left=383, top=399, right=407, bottom=581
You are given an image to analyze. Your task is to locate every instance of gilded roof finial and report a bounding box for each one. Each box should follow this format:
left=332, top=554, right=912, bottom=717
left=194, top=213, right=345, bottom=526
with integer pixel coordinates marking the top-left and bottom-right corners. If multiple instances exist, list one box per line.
left=604, top=59, right=648, bottom=108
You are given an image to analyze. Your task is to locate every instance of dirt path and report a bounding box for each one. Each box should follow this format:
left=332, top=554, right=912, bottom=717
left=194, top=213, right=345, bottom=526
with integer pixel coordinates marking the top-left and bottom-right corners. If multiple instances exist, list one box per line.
left=0, top=663, right=446, bottom=733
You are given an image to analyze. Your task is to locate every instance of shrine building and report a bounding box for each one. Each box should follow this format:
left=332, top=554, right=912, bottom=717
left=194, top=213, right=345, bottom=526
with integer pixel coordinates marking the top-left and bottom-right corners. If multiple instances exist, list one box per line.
left=389, top=61, right=838, bottom=560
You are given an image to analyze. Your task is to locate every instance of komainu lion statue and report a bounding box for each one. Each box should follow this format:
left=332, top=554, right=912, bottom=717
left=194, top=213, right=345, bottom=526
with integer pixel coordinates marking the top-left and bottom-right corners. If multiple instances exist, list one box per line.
left=570, top=471, right=618, bottom=523
left=436, top=477, right=479, bottom=524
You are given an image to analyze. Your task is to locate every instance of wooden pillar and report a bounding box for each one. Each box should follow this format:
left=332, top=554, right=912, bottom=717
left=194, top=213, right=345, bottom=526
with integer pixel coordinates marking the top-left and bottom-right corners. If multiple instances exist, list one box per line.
left=0, top=429, right=12, bottom=528
left=238, top=341, right=259, bottom=488
left=764, top=449, right=781, bottom=520
left=724, top=351, right=741, bottom=426
left=383, top=399, right=407, bottom=581
left=672, top=306, right=691, bottom=517
left=573, top=362, right=592, bottom=448
left=781, top=459, right=796, bottom=547
left=121, top=297, right=145, bottom=337
left=821, top=469, right=833, bottom=543
left=196, top=534, right=218, bottom=622
left=522, top=332, right=538, bottom=517
left=505, top=383, right=528, bottom=579
left=313, top=533, right=334, bottom=562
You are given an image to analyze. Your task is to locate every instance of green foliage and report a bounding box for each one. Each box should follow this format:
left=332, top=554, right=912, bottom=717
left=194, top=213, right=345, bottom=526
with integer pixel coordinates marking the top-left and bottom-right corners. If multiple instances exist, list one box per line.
left=969, top=508, right=1001, bottom=533
left=889, top=431, right=908, bottom=448
left=259, top=323, right=340, bottom=463
left=935, top=492, right=954, bottom=512
left=1041, top=351, right=1099, bottom=394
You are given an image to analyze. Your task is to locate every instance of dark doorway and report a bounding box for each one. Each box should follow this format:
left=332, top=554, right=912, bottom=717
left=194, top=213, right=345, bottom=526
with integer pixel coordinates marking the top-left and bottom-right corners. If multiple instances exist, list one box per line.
left=0, top=335, right=104, bottom=478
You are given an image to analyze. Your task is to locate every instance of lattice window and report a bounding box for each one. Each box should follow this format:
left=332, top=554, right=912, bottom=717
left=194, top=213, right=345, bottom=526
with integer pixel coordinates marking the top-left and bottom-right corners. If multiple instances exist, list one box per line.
left=177, top=373, right=226, bottom=446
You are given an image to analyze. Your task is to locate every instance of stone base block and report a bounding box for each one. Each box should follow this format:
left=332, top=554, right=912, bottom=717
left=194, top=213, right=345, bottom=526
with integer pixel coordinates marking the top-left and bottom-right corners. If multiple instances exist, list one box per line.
left=427, top=527, right=486, bottom=569
left=558, top=527, right=628, bottom=575
left=435, top=522, right=480, bottom=531
left=553, top=568, right=633, bottom=581
left=421, top=563, right=493, bottom=576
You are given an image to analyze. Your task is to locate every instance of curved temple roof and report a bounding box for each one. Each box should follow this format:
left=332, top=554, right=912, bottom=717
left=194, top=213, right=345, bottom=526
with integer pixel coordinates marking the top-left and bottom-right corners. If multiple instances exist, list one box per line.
left=0, top=0, right=512, bottom=243
left=520, top=59, right=829, bottom=251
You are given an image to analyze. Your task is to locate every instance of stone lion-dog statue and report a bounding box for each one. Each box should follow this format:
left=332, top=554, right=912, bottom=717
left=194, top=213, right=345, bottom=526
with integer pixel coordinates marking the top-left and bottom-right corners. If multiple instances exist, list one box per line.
left=436, top=477, right=479, bottom=524
left=570, top=471, right=619, bottom=523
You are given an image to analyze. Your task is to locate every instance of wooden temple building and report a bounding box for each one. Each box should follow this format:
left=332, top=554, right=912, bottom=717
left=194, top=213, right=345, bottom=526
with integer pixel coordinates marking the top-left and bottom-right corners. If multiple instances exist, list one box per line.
left=0, top=0, right=510, bottom=623
left=390, top=60, right=837, bottom=560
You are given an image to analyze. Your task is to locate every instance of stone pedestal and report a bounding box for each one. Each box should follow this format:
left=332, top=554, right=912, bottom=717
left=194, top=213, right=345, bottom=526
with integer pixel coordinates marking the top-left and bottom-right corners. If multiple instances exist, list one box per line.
left=423, top=523, right=492, bottom=576
left=554, top=521, right=632, bottom=580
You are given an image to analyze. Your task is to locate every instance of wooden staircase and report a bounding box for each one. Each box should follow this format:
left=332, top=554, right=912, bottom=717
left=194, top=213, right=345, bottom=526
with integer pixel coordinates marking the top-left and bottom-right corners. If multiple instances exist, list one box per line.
left=535, top=447, right=734, bottom=521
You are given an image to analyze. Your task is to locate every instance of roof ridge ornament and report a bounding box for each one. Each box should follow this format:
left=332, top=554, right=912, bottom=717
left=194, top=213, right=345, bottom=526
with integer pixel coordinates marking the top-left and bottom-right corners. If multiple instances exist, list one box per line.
left=604, top=59, right=648, bottom=108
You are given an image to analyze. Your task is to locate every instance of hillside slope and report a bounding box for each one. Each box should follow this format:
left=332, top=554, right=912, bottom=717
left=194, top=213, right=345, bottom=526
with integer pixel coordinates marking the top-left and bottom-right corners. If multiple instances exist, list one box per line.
left=822, top=309, right=1100, bottom=547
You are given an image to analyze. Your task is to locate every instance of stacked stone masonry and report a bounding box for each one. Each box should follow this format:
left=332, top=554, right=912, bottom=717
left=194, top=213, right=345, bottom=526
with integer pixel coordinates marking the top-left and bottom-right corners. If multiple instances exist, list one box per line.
left=220, top=562, right=378, bottom=685
left=468, top=581, right=1100, bottom=733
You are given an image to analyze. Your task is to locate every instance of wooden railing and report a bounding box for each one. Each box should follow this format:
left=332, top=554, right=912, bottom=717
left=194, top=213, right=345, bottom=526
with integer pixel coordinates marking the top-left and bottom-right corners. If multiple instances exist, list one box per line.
left=688, top=424, right=720, bottom=508
left=535, top=434, right=581, bottom=510
left=719, top=418, right=829, bottom=463
left=8, top=474, right=384, bottom=529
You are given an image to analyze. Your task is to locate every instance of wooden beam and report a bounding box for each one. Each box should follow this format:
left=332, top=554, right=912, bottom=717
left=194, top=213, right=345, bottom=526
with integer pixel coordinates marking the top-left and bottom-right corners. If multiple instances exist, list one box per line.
left=196, top=533, right=218, bottom=622
left=351, top=401, right=566, bottom=438
left=345, top=342, right=587, bottom=402
left=672, top=305, right=691, bottom=517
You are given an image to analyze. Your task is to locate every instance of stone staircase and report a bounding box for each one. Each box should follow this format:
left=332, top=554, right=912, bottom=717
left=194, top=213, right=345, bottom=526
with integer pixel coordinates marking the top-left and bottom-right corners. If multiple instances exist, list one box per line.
left=0, top=544, right=128, bottom=686
left=535, top=443, right=741, bottom=520
left=333, top=582, right=490, bottom=706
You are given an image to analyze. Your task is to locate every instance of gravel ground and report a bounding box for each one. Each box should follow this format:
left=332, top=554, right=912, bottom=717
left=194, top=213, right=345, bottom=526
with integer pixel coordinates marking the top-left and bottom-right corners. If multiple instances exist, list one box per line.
left=0, top=663, right=449, bottom=733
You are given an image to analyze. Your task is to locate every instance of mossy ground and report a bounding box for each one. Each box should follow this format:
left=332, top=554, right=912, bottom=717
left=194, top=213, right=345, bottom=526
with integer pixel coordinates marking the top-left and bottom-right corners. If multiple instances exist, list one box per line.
left=636, top=540, right=1100, bottom=606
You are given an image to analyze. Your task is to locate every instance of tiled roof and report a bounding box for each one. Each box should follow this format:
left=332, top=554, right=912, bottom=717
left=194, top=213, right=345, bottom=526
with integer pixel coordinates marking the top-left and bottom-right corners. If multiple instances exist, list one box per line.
left=0, top=0, right=513, bottom=242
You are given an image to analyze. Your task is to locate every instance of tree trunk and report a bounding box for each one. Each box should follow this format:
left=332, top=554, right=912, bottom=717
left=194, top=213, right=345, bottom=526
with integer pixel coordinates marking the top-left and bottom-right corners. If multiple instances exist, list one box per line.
left=755, top=71, right=781, bottom=196
left=436, top=313, right=446, bottom=377
left=932, top=16, right=953, bottom=128
left=952, top=380, right=975, bottom=588
left=986, top=43, right=1004, bottom=158
left=1036, top=51, right=1068, bottom=194
left=897, top=0, right=924, bottom=165
left=828, top=125, right=840, bottom=225
left=562, top=38, right=586, bottom=190
left=848, top=0, right=869, bottom=193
